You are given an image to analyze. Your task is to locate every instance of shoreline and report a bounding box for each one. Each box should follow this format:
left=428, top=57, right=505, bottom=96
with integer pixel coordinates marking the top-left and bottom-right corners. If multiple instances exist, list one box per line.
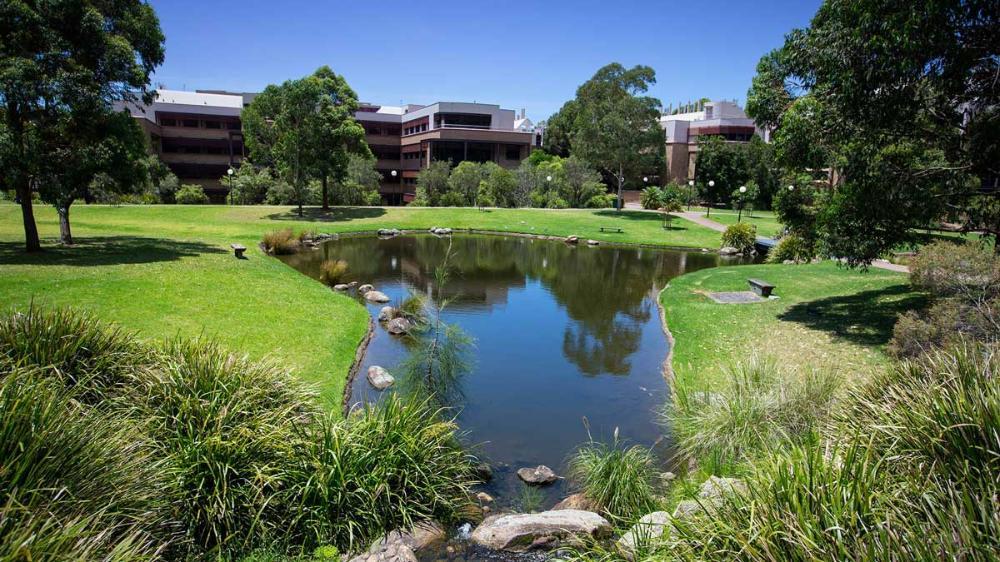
left=341, top=315, right=375, bottom=416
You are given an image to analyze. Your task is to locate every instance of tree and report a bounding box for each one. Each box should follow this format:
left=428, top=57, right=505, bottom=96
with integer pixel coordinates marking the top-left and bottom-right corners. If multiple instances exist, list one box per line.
left=412, top=160, right=451, bottom=206
left=242, top=67, right=369, bottom=216
left=695, top=135, right=748, bottom=214
left=560, top=156, right=605, bottom=208
left=746, top=0, right=1000, bottom=263
left=447, top=161, right=484, bottom=206
left=333, top=154, right=381, bottom=206
left=0, top=0, right=165, bottom=251
left=541, top=101, right=578, bottom=157
left=569, top=64, right=663, bottom=211
left=481, top=163, right=523, bottom=208
left=225, top=165, right=274, bottom=205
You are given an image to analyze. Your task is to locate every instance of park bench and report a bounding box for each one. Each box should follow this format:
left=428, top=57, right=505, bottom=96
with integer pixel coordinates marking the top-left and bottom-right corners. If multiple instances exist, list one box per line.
left=599, top=227, right=623, bottom=233
left=747, top=278, right=775, bottom=298
left=230, top=243, right=247, bottom=259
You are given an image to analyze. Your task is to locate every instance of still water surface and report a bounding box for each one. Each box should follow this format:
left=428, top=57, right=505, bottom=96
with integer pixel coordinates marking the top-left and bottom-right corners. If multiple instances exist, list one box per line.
left=281, top=234, right=730, bottom=508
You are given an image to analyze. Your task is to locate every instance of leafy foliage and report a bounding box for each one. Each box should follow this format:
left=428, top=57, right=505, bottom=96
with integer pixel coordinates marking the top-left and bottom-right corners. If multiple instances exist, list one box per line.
left=175, top=184, right=209, bottom=205
left=720, top=223, right=757, bottom=254
left=568, top=432, right=659, bottom=523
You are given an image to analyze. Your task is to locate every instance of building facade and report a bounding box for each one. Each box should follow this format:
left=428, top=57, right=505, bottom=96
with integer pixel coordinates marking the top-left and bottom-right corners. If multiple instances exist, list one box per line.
left=660, top=100, right=761, bottom=183
left=354, top=102, right=535, bottom=204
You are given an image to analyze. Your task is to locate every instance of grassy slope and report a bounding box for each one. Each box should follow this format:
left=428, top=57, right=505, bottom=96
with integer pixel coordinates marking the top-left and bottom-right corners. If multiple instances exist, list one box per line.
left=660, top=261, right=926, bottom=390
left=700, top=209, right=784, bottom=238
left=0, top=203, right=722, bottom=408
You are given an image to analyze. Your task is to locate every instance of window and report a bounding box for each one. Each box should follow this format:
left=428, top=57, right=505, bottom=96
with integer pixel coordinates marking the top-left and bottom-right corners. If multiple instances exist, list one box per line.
left=182, top=119, right=199, bottom=128
left=505, top=145, right=522, bottom=160
left=227, top=121, right=241, bottom=130
left=160, top=118, right=177, bottom=127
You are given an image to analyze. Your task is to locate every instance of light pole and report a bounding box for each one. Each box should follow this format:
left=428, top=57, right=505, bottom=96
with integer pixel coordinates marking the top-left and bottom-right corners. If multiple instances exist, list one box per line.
left=737, top=185, right=747, bottom=222
left=706, top=180, right=715, bottom=217
left=390, top=170, right=398, bottom=205
left=227, top=167, right=235, bottom=204
left=687, top=179, right=695, bottom=211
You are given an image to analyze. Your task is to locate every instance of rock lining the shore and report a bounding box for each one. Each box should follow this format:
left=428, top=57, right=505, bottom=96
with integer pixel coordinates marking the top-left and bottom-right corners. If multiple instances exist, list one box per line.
left=471, top=510, right=611, bottom=552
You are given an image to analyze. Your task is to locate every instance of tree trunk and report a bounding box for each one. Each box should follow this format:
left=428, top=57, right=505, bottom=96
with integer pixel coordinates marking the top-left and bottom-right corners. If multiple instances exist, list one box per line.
left=321, top=174, right=329, bottom=211
left=16, top=178, right=41, bottom=252
left=616, top=164, right=625, bottom=212
left=58, top=203, right=73, bottom=245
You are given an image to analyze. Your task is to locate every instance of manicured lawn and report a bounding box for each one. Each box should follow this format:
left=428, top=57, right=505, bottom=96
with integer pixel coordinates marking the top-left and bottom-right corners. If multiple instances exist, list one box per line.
left=701, top=209, right=784, bottom=238
left=660, top=261, right=926, bottom=390
left=0, top=203, right=723, bottom=409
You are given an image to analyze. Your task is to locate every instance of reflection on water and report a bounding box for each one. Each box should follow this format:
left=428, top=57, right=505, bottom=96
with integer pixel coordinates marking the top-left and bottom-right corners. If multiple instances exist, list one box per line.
left=280, top=234, right=727, bottom=507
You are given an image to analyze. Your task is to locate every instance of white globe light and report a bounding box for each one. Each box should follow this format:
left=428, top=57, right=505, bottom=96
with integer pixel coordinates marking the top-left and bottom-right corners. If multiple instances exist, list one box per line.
left=739, top=185, right=747, bottom=193
left=227, top=168, right=234, bottom=175
left=708, top=180, right=715, bottom=187
left=788, top=185, right=795, bottom=191
left=546, top=175, right=552, bottom=182
left=688, top=180, right=694, bottom=187
left=643, top=176, right=648, bottom=182
left=391, top=170, right=398, bottom=177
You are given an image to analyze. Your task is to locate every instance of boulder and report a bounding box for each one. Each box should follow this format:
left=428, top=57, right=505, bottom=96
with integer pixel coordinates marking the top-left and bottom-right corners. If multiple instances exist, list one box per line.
left=386, top=317, right=412, bottom=335
left=365, top=290, right=391, bottom=303
left=474, top=462, right=493, bottom=482
left=334, top=284, right=350, bottom=291
left=517, top=465, right=558, bottom=485
left=476, top=491, right=494, bottom=503
left=367, top=366, right=395, bottom=390
left=432, top=227, right=453, bottom=235
left=378, top=228, right=401, bottom=237
left=719, top=246, right=740, bottom=255
left=349, top=521, right=445, bottom=562
left=470, top=510, right=611, bottom=552
left=672, top=499, right=703, bottom=519
left=358, top=284, right=374, bottom=294
left=617, top=512, right=672, bottom=560
left=586, top=239, right=599, bottom=246
left=699, top=476, right=746, bottom=501
left=553, top=493, right=595, bottom=511
left=378, top=306, right=396, bottom=322
left=348, top=281, right=358, bottom=288
left=565, top=236, right=579, bottom=244
left=659, top=472, right=677, bottom=485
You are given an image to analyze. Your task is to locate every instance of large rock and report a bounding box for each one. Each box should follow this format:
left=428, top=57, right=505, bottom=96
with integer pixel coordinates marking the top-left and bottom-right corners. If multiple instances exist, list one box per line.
left=617, top=512, right=672, bottom=559
left=431, top=227, right=453, bottom=235
left=699, top=476, right=746, bottom=501
left=334, top=284, right=350, bottom=291
left=553, top=493, right=596, bottom=511
left=365, top=290, right=391, bottom=303
left=672, top=500, right=703, bottom=519
left=358, top=284, right=374, bottom=294
left=565, top=236, right=579, bottom=244
left=719, top=246, right=740, bottom=256
left=349, top=522, right=445, bottom=562
left=470, top=510, right=612, bottom=552
left=367, top=366, right=395, bottom=390
left=378, top=306, right=396, bottom=322
left=386, top=317, right=412, bottom=335
left=586, top=239, right=600, bottom=246
left=517, top=465, right=558, bottom=485
left=378, top=228, right=401, bottom=237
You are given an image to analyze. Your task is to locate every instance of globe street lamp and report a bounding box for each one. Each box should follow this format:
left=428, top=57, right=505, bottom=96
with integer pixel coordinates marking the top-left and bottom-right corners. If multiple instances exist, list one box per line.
left=738, top=185, right=747, bottom=222
left=706, top=180, right=715, bottom=217
left=227, top=167, right=235, bottom=205
left=687, top=179, right=695, bottom=210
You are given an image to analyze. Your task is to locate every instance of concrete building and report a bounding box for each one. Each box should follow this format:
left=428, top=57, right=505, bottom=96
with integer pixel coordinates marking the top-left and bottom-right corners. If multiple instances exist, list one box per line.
left=660, top=100, right=760, bottom=183
left=354, top=102, right=535, bottom=204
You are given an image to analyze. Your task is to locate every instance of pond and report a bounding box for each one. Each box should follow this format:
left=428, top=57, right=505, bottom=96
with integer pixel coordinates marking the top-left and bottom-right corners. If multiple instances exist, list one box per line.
left=280, top=233, right=734, bottom=510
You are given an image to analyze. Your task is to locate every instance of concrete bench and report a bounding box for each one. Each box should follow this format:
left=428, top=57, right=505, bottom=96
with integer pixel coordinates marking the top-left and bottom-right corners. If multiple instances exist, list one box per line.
left=230, top=243, right=247, bottom=259
left=599, top=227, right=623, bottom=233
left=747, top=278, right=775, bottom=298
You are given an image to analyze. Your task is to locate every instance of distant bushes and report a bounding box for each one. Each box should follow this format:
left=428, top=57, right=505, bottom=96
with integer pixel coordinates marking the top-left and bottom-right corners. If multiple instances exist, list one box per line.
left=175, top=184, right=210, bottom=204
left=0, top=307, right=478, bottom=560
left=720, top=222, right=757, bottom=254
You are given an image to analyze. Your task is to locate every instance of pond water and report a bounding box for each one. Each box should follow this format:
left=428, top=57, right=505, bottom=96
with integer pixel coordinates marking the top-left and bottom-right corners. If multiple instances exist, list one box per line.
left=280, top=233, right=733, bottom=510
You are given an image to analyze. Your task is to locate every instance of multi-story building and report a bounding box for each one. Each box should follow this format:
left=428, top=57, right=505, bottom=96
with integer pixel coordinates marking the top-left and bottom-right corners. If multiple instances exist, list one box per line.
left=119, top=90, right=247, bottom=203
left=354, top=102, right=535, bottom=204
left=660, top=100, right=761, bottom=183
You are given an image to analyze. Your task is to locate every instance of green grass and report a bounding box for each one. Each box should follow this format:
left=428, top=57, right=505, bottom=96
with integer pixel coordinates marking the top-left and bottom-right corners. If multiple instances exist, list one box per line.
left=700, top=209, right=784, bottom=238
left=660, top=261, right=926, bottom=390
left=0, top=204, right=722, bottom=406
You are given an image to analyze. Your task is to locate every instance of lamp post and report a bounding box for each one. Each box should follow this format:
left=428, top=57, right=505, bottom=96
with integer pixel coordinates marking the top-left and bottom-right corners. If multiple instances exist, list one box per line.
left=706, top=180, right=715, bottom=217
left=390, top=170, right=398, bottom=205
left=737, top=185, right=747, bottom=222
left=227, top=167, right=235, bottom=205
left=687, top=179, right=695, bottom=211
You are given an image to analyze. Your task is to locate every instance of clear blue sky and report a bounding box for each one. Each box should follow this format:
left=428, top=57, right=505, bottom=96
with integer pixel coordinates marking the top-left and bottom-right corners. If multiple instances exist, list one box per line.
left=148, top=0, right=821, bottom=120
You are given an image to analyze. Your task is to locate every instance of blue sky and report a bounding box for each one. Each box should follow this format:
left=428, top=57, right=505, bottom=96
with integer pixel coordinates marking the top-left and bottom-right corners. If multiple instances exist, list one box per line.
left=148, top=0, right=820, bottom=120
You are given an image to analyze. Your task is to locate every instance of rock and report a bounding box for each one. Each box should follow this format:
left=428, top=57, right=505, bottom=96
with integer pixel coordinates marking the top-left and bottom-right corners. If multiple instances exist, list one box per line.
left=617, top=512, right=672, bottom=559
left=348, top=281, right=358, bottom=288
left=517, top=465, right=558, bottom=485
left=699, top=476, right=746, bottom=501
left=783, top=259, right=796, bottom=265
left=553, top=493, right=595, bottom=511
left=365, top=290, right=391, bottom=303
left=378, top=228, right=401, bottom=237
left=720, top=246, right=740, bottom=255
left=358, top=284, right=374, bottom=294
left=474, top=462, right=493, bottom=482
left=334, top=284, right=350, bottom=291
left=378, top=306, right=396, bottom=322
left=349, top=521, right=445, bottom=562
left=386, top=317, right=411, bottom=335
left=470, top=510, right=612, bottom=552
left=476, top=492, right=494, bottom=503
left=565, top=236, right=579, bottom=244
left=432, top=227, right=453, bottom=235
left=659, top=472, right=677, bottom=485
left=367, top=366, right=395, bottom=390
left=672, top=500, right=703, bottom=519
left=586, top=239, right=599, bottom=246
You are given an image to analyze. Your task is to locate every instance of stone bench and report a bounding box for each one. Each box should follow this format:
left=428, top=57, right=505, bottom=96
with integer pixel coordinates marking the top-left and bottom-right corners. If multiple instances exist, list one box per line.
left=747, top=278, right=775, bottom=298
left=230, top=243, right=247, bottom=259
left=599, top=227, right=623, bottom=233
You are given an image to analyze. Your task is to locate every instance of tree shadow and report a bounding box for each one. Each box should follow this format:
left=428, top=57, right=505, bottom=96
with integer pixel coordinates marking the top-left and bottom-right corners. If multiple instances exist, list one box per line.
left=264, top=206, right=387, bottom=222
left=593, top=210, right=663, bottom=222
left=0, top=236, right=227, bottom=267
left=777, top=284, right=928, bottom=347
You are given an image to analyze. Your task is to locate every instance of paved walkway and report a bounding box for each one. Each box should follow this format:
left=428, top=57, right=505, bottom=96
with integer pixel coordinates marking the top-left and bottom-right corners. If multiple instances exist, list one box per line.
left=671, top=212, right=910, bottom=273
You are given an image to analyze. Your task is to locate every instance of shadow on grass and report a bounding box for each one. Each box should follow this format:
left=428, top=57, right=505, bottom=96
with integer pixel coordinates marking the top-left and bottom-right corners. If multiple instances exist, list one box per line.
left=264, top=206, right=387, bottom=222
left=593, top=210, right=664, bottom=223
left=778, top=284, right=928, bottom=347
left=0, top=237, right=226, bottom=267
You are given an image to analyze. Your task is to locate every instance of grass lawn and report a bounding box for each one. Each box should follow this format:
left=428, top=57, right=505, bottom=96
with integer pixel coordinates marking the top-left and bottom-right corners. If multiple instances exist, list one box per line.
left=0, top=203, right=724, bottom=409
left=660, top=260, right=926, bottom=390
left=700, top=209, right=784, bottom=238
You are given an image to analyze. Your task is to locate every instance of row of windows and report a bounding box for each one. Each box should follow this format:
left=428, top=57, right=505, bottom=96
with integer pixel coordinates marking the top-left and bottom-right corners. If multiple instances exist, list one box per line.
left=403, top=152, right=422, bottom=160
left=160, top=117, right=240, bottom=130
left=403, top=177, right=417, bottom=186
left=403, top=123, right=428, bottom=135
left=161, top=143, right=243, bottom=155
left=363, top=124, right=402, bottom=136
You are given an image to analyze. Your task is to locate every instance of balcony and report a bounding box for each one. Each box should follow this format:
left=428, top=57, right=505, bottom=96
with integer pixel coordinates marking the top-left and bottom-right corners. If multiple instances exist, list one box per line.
left=158, top=126, right=236, bottom=141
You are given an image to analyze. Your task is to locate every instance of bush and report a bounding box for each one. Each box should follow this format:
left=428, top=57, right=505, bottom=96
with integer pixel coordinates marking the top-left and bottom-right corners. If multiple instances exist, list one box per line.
left=262, top=228, right=301, bottom=255
left=640, top=186, right=666, bottom=210
left=319, top=260, right=349, bottom=286
left=909, top=241, right=1000, bottom=299
left=175, top=184, right=210, bottom=204
left=720, top=222, right=757, bottom=254
left=265, top=180, right=321, bottom=206
left=766, top=233, right=815, bottom=263
left=585, top=192, right=616, bottom=208
left=568, top=433, right=659, bottom=522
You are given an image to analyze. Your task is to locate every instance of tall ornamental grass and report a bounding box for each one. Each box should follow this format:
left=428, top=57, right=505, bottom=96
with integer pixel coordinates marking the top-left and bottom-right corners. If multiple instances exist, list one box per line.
left=568, top=430, right=659, bottom=523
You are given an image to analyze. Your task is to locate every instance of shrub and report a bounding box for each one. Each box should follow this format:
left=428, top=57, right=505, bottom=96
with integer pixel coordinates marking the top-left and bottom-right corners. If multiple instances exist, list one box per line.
left=640, top=186, right=666, bottom=210
left=909, top=240, right=1000, bottom=300
left=585, top=192, right=616, bottom=208
left=262, top=228, right=301, bottom=255
left=265, top=180, right=321, bottom=206
left=319, top=260, right=349, bottom=286
left=720, top=222, right=757, bottom=254
left=175, top=184, right=210, bottom=204
left=568, top=432, right=659, bottom=522
left=766, top=233, right=815, bottom=263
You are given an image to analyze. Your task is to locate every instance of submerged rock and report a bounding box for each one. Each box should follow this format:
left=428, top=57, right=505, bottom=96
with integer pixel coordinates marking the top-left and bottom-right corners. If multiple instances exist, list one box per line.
left=517, top=465, right=558, bottom=485
left=474, top=462, right=493, bottom=482
left=386, top=317, right=411, bottom=335
left=617, top=512, right=672, bottom=559
left=367, top=366, right=395, bottom=390
left=365, top=290, right=391, bottom=303
left=471, top=510, right=611, bottom=552
left=553, top=493, right=595, bottom=511
left=476, top=491, right=494, bottom=503
left=358, top=284, right=374, bottom=294
left=378, top=306, right=396, bottom=322
left=334, top=284, right=350, bottom=291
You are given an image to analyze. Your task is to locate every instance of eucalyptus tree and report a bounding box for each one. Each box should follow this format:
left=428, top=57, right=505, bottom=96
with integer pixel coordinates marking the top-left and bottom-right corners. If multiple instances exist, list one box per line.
left=0, top=0, right=165, bottom=251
